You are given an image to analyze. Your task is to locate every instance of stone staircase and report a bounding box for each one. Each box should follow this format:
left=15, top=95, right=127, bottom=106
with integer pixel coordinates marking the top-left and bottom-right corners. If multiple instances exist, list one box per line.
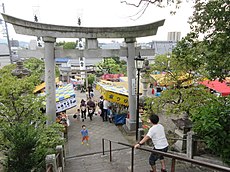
left=65, top=148, right=214, bottom=172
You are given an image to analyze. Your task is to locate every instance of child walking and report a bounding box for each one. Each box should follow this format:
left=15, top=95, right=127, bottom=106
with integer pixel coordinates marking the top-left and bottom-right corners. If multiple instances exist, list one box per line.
left=73, top=109, right=80, bottom=121
left=80, top=125, right=89, bottom=145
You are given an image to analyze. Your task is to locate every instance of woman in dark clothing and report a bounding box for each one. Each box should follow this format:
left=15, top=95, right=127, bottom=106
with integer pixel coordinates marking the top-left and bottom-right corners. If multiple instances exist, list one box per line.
left=87, top=97, right=96, bottom=121
left=80, top=99, right=87, bottom=122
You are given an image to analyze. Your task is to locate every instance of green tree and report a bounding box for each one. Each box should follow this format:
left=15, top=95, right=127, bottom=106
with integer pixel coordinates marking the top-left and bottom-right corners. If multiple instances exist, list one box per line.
left=145, top=0, right=230, bottom=164
left=145, top=86, right=214, bottom=116
left=151, top=54, right=171, bottom=72
left=188, top=0, right=230, bottom=80
left=55, top=41, right=65, bottom=47
left=63, top=42, right=77, bottom=49
left=23, top=57, right=60, bottom=85
left=0, top=64, right=63, bottom=171
left=87, top=74, right=96, bottom=86
left=56, top=41, right=77, bottom=49
left=191, top=96, right=230, bottom=164
left=97, top=57, right=127, bottom=75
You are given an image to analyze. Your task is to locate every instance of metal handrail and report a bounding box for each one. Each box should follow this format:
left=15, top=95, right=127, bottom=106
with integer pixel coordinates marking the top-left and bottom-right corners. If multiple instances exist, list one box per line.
left=55, top=152, right=60, bottom=168
left=102, top=138, right=230, bottom=172
left=46, top=164, right=53, bottom=172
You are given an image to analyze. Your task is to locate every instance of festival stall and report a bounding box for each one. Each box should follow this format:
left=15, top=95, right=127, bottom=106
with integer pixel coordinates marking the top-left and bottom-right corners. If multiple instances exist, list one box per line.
left=199, top=80, right=230, bottom=97
left=39, top=83, right=77, bottom=113
left=150, top=73, right=194, bottom=96
left=96, top=81, right=128, bottom=106
left=96, top=80, right=129, bottom=125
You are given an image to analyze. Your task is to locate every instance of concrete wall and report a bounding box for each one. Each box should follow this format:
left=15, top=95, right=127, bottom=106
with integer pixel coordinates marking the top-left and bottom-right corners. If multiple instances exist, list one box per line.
left=0, top=43, right=9, bottom=56
left=0, top=56, right=11, bottom=68
left=18, top=49, right=44, bottom=60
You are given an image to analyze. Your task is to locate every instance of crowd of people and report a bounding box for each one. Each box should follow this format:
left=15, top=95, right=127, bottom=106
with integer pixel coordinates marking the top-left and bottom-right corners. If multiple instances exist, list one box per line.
left=73, top=95, right=113, bottom=123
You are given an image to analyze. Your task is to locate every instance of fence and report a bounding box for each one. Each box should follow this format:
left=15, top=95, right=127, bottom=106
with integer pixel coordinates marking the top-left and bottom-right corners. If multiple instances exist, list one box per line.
left=46, top=145, right=65, bottom=172
left=102, top=138, right=230, bottom=172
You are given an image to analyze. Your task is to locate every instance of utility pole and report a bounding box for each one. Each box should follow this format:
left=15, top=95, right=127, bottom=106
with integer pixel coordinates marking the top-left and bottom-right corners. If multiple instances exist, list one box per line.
left=2, top=3, right=12, bottom=64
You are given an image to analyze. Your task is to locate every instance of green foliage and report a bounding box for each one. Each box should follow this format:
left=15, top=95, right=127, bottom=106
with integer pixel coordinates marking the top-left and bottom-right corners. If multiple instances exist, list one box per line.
left=56, top=41, right=77, bottom=49
left=0, top=65, right=63, bottom=171
left=87, top=74, right=96, bottom=86
left=23, top=58, right=60, bottom=85
left=188, top=0, right=230, bottom=80
left=96, top=57, right=127, bottom=75
left=173, top=33, right=206, bottom=74
left=64, top=42, right=77, bottom=49
left=145, top=86, right=213, bottom=116
left=191, top=96, right=230, bottom=164
left=151, top=54, right=170, bottom=72
left=55, top=41, right=65, bottom=46
left=3, top=123, right=40, bottom=172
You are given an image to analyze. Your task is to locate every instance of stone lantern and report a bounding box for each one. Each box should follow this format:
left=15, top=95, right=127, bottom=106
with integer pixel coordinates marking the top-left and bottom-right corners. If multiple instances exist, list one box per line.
left=172, top=112, right=193, bottom=152
left=11, top=60, right=31, bottom=78
left=141, top=59, right=151, bottom=97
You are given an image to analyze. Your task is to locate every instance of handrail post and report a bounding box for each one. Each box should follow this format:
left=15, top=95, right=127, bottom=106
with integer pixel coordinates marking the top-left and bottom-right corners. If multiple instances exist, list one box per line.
left=131, top=146, right=134, bottom=172
left=109, top=140, right=112, bottom=162
left=102, top=138, right=105, bottom=155
left=56, top=145, right=64, bottom=170
left=171, top=158, right=176, bottom=172
left=45, top=154, right=58, bottom=172
left=187, top=131, right=194, bottom=159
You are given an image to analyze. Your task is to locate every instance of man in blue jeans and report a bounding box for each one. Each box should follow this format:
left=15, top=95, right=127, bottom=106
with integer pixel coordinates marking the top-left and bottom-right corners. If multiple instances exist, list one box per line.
left=134, top=113, right=168, bottom=172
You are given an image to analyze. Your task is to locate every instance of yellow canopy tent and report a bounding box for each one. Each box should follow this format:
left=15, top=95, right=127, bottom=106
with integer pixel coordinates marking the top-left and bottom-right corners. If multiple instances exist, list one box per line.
left=96, top=81, right=129, bottom=106
left=119, top=76, right=143, bottom=93
left=96, top=77, right=145, bottom=106
left=33, top=77, right=60, bottom=93
left=150, top=73, right=193, bottom=87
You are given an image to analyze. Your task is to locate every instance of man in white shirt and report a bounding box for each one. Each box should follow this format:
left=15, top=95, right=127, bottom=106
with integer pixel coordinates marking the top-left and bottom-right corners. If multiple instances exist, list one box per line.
left=134, top=113, right=168, bottom=172
left=103, top=99, right=110, bottom=121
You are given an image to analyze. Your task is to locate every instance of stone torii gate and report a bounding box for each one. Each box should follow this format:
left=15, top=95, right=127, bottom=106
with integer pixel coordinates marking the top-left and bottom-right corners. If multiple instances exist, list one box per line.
left=2, top=13, right=164, bottom=130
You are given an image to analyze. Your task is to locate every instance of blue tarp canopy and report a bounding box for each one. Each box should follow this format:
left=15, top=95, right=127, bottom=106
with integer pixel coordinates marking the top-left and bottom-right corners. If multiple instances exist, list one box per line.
left=55, top=57, right=70, bottom=63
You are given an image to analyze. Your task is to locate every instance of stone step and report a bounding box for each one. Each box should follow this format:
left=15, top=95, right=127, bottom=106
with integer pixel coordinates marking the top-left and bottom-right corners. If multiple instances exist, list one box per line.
left=65, top=149, right=215, bottom=172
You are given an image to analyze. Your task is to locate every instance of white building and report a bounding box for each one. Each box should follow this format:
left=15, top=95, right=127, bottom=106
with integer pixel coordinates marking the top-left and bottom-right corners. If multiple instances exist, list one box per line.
left=167, top=32, right=181, bottom=42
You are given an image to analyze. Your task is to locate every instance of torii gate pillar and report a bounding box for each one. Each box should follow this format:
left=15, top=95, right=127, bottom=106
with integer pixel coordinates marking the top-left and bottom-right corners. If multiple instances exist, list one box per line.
left=125, top=38, right=138, bottom=131
left=43, top=36, right=56, bottom=123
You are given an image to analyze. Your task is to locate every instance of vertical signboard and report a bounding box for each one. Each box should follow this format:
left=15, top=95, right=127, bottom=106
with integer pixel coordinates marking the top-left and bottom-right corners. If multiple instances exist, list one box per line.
left=132, top=78, right=136, bottom=96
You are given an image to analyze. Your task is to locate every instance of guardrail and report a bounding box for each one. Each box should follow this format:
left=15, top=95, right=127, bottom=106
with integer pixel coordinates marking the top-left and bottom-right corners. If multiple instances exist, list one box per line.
left=102, top=138, right=230, bottom=172
left=46, top=145, right=65, bottom=172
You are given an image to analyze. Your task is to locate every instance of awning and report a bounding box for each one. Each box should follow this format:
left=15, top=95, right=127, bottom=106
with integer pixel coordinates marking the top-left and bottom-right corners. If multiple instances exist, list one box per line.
left=96, top=81, right=128, bottom=106
left=101, top=74, right=124, bottom=81
left=199, top=80, right=230, bottom=96
left=150, top=73, right=193, bottom=87
left=150, top=73, right=172, bottom=86
left=34, top=78, right=60, bottom=93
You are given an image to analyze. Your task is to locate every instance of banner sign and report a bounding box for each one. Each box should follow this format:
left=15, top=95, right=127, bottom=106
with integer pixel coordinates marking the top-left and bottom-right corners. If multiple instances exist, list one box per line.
left=40, top=83, right=77, bottom=112
left=56, top=96, right=77, bottom=113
